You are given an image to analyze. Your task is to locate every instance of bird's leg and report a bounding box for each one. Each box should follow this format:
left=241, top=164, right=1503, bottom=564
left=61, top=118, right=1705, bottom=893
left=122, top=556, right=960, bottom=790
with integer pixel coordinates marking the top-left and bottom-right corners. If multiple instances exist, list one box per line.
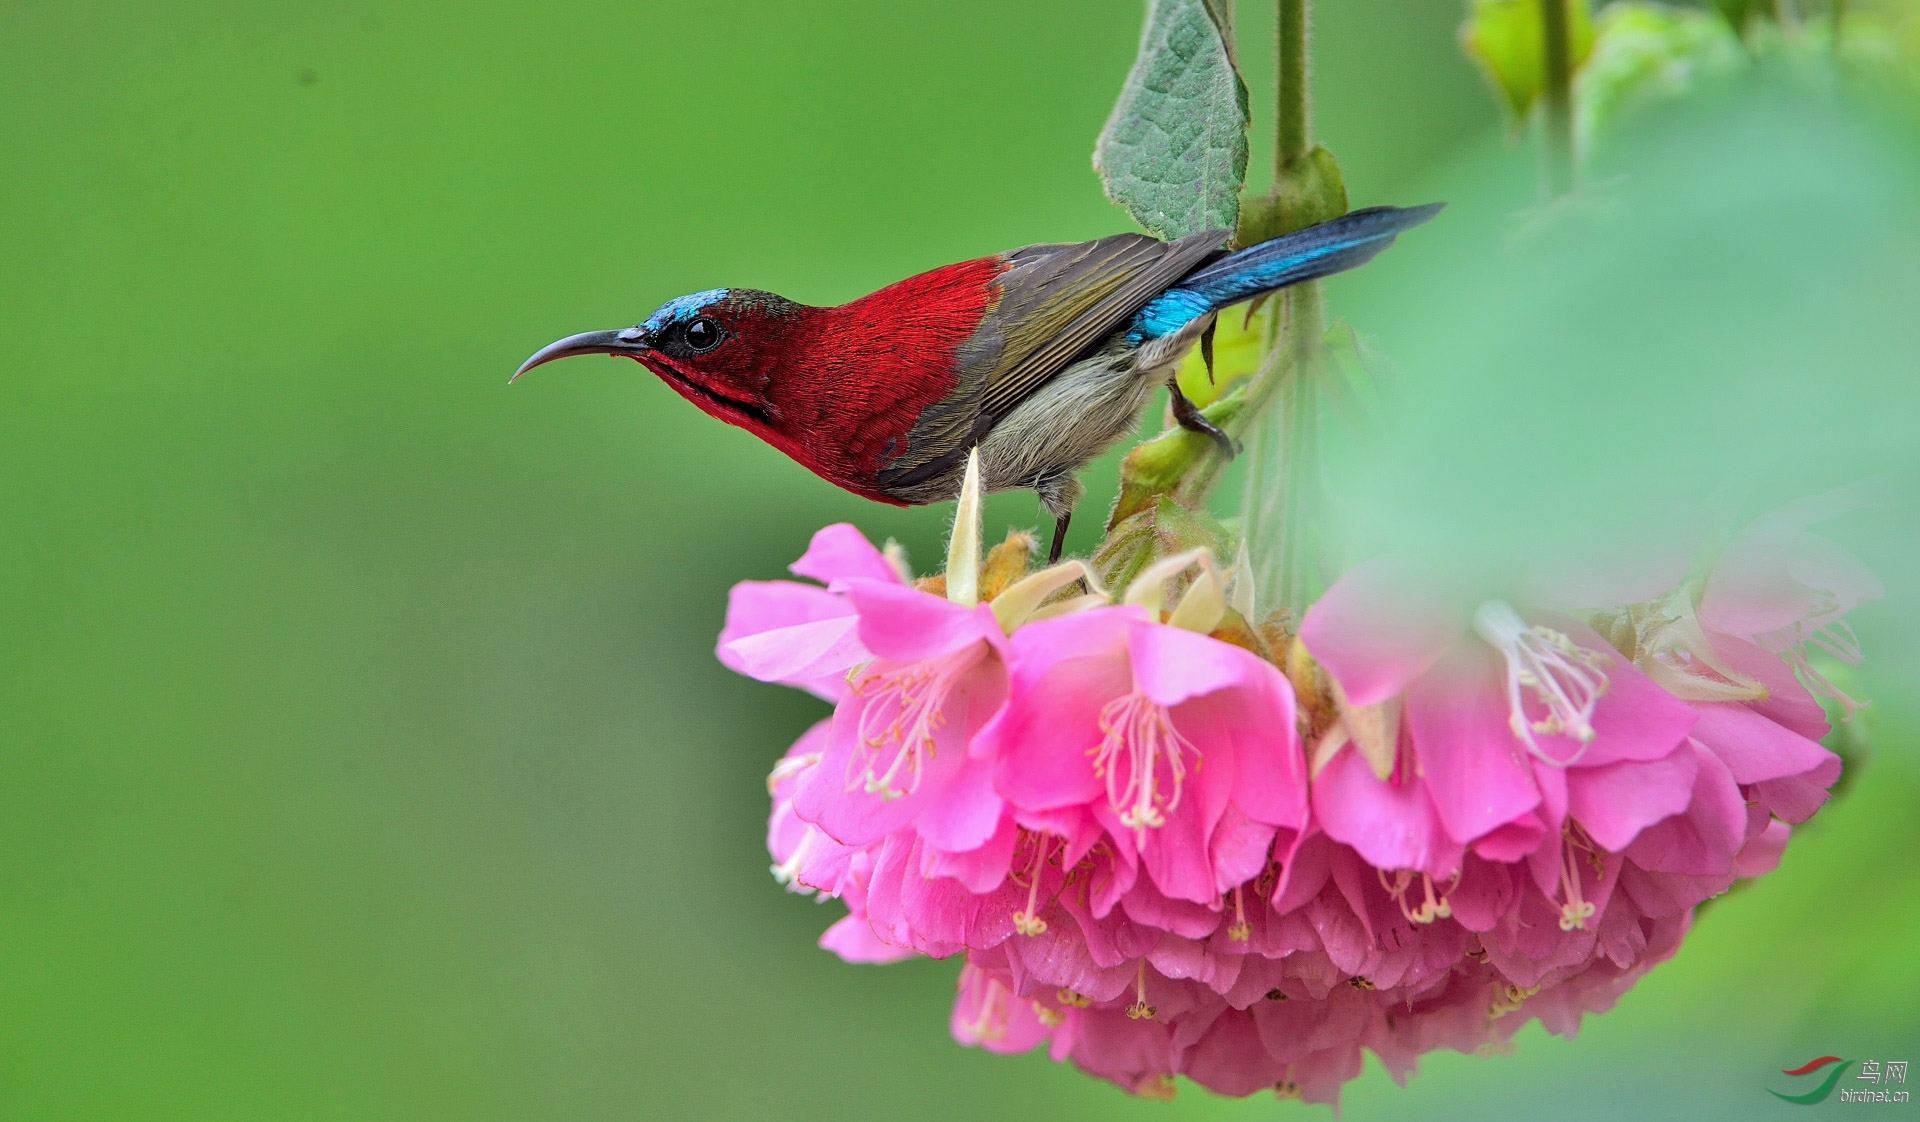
left=1166, top=375, right=1239, bottom=459
left=1048, top=509, right=1072, bottom=566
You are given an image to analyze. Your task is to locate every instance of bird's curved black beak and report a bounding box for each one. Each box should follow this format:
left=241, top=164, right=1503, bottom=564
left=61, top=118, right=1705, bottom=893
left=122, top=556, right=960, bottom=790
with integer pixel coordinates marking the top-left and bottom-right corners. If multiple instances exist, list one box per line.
left=511, top=327, right=649, bottom=383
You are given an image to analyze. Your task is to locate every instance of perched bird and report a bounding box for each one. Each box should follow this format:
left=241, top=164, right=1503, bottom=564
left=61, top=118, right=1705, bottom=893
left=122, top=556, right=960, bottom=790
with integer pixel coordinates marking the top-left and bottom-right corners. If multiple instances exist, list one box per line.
left=517, top=204, right=1440, bottom=562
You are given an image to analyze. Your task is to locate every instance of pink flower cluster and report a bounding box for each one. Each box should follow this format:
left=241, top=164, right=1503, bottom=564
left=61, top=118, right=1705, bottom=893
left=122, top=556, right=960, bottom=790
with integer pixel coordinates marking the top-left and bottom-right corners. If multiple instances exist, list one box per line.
left=723, top=487, right=1873, bottom=1104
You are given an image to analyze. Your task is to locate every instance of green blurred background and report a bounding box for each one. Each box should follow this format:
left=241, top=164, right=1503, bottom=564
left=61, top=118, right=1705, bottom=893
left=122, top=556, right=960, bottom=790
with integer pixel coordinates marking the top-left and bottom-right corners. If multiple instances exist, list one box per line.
left=2, top=1, right=1914, bottom=1117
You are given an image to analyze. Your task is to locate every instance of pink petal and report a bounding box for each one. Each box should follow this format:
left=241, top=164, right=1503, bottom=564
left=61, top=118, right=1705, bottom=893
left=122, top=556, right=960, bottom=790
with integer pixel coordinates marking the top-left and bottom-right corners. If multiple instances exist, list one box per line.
left=1269, top=829, right=1331, bottom=915
left=1405, top=644, right=1541, bottom=844
left=1565, top=746, right=1698, bottom=852
left=1310, top=749, right=1461, bottom=879
left=915, top=754, right=1005, bottom=854
left=1128, top=621, right=1254, bottom=707
left=847, top=582, right=1000, bottom=663
left=1755, top=755, right=1842, bottom=823
left=1446, top=854, right=1517, bottom=932
left=790, top=522, right=903, bottom=587
left=718, top=580, right=868, bottom=699
left=1689, top=702, right=1838, bottom=785
left=820, top=913, right=917, bottom=963
left=1734, top=819, right=1792, bottom=878
left=1624, top=741, right=1747, bottom=876
left=1470, top=816, right=1547, bottom=862
left=1704, top=632, right=1829, bottom=740
left=1299, top=556, right=1466, bottom=707
left=1208, top=805, right=1279, bottom=895
left=921, top=813, right=1018, bottom=893
left=1184, top=1009, right=1286, bottom=1097
left=1532, top=620, right=1696, bottom=767
left=991, top=611, right=1136, bottom=811
left=1172, top=675, right=1306, bottom=830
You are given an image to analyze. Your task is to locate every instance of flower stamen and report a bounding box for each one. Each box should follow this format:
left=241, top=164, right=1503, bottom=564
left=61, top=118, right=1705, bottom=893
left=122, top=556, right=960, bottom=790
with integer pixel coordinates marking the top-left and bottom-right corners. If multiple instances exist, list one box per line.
left=845, top=653, right=973, bottom=800
left=1378, top=868, right=1455, bottom=925
left=1013, top=833, right=1052, bottom=937
left=1556, top=826, right=1598, bottom=931
left=1763, top=602, right=1869, bottom=718
left=1126, top=961, right=1156, bottom=1020
left=1090, top=692, right=1200, bottom=844
left=1227, top=884, right=1251, bottom=943
left=1473, top=600, right=1611, bottom=767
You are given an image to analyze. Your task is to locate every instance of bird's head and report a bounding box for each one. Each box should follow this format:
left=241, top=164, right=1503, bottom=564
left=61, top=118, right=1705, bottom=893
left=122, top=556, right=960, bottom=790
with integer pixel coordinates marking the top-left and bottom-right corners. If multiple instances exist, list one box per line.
left=515, top=287, right=806, bottom=432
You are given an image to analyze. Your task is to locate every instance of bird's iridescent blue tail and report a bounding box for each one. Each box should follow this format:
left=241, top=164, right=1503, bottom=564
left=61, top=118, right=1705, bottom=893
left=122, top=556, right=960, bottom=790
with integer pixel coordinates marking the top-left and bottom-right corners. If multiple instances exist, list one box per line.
left=1128, top=203, right=1443, bottom=344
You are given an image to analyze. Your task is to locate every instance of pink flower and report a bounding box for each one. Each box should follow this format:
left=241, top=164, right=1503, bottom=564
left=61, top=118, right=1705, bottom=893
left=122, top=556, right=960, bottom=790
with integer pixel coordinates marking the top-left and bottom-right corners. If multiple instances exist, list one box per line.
left=787, top=579, right=1009, bottom=852
left=987, top=603, right=1307, bottom=911
left=717, top=523, right=902, bottom=700
left=1298, top=558, right=1698, bottom=931
left=767, top=720, right=916, bottom=965
left=950, top=964, right=1052, bottom=1055
left=736, top=472, right=1875, bottom=1104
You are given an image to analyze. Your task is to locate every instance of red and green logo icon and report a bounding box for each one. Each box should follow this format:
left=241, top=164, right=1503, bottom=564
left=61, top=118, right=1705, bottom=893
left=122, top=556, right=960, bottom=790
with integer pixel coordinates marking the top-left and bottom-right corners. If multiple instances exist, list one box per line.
left=1770, top=1056, right=1853, bottom=1104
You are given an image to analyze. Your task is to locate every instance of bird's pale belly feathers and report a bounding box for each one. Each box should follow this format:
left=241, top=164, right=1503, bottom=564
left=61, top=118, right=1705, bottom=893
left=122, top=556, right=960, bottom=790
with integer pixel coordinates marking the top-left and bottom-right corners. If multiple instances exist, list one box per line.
left=880, top=315, right=1211, bottom=517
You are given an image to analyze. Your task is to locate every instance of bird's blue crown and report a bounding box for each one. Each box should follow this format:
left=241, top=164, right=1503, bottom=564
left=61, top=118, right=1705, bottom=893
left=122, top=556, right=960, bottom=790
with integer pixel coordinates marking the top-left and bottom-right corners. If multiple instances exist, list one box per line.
left=643, top=288, right=731, bottom=332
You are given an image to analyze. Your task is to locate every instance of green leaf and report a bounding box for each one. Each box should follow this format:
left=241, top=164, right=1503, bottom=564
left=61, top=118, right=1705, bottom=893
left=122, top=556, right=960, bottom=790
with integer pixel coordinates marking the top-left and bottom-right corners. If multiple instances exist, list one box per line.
left=1461, top=0, right=1597, bottom=119
left=1095, top=0, right=1249, bottom=240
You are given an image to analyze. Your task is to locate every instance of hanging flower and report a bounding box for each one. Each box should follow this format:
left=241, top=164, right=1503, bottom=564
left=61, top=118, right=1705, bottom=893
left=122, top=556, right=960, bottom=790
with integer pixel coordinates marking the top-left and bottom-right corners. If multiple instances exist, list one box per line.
left=727, top=459, right=1869, bottom=1105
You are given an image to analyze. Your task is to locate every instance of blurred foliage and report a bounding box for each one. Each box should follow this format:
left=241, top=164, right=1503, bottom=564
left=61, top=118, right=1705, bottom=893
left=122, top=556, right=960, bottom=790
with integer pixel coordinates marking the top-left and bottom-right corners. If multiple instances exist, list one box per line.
left=1463, top=0, right=1599, bottom=118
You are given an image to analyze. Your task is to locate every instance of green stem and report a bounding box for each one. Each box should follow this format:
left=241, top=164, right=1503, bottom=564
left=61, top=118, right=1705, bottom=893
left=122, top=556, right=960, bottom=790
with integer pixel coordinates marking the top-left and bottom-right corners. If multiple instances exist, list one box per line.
left=1239, top=0, right=1324, bottom=618
left=1539, top=0, right=1576, bottom=196
left=1276, top=0, right=1309, bottom=173
left=1239, top=284, right=1324, bottom=615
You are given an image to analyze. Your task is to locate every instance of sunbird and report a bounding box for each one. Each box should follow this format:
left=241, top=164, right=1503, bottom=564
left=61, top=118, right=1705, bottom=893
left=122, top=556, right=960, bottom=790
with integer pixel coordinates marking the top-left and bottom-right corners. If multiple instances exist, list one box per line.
left=517, top=204, right=1440, bottom=562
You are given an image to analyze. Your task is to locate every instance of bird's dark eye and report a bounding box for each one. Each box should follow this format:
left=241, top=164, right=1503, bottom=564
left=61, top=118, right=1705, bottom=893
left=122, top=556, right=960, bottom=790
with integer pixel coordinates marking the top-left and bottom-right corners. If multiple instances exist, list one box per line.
left=684, top=317, right=721, bottom=352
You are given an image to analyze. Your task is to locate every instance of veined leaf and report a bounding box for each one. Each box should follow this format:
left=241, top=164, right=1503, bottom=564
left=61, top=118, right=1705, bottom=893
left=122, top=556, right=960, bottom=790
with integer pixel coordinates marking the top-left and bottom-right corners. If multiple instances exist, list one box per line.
left=1095, top=0, right=1250, bottom=240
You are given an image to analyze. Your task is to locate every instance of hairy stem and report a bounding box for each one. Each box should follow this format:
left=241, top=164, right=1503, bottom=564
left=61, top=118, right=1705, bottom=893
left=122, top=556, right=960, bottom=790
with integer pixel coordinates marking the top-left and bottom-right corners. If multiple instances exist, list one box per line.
left=1539, top=0, right=1576, bottom=196
left=1276, top=0, right=1309, bottom=173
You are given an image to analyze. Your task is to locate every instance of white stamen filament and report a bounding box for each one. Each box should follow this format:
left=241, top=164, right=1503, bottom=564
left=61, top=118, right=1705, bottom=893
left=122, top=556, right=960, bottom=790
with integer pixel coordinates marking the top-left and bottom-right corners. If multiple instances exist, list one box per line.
left=766, top=751, right=821, bottom=794
left=1763, top=607, right=1869, bottom=719
left=1013, top=834, right=1052, bottom=937
left=846, top=654, right=972, bottom=800
left=1090, top=692, right=1200, bottom=843
left=1472, top=600, right=1611, bottom=767
left=1378, top=868, right=1454, bottom=925
left=1556, top=830, right=1597, bottom=932
left=1126, top=961, right=1155, bottom=1020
